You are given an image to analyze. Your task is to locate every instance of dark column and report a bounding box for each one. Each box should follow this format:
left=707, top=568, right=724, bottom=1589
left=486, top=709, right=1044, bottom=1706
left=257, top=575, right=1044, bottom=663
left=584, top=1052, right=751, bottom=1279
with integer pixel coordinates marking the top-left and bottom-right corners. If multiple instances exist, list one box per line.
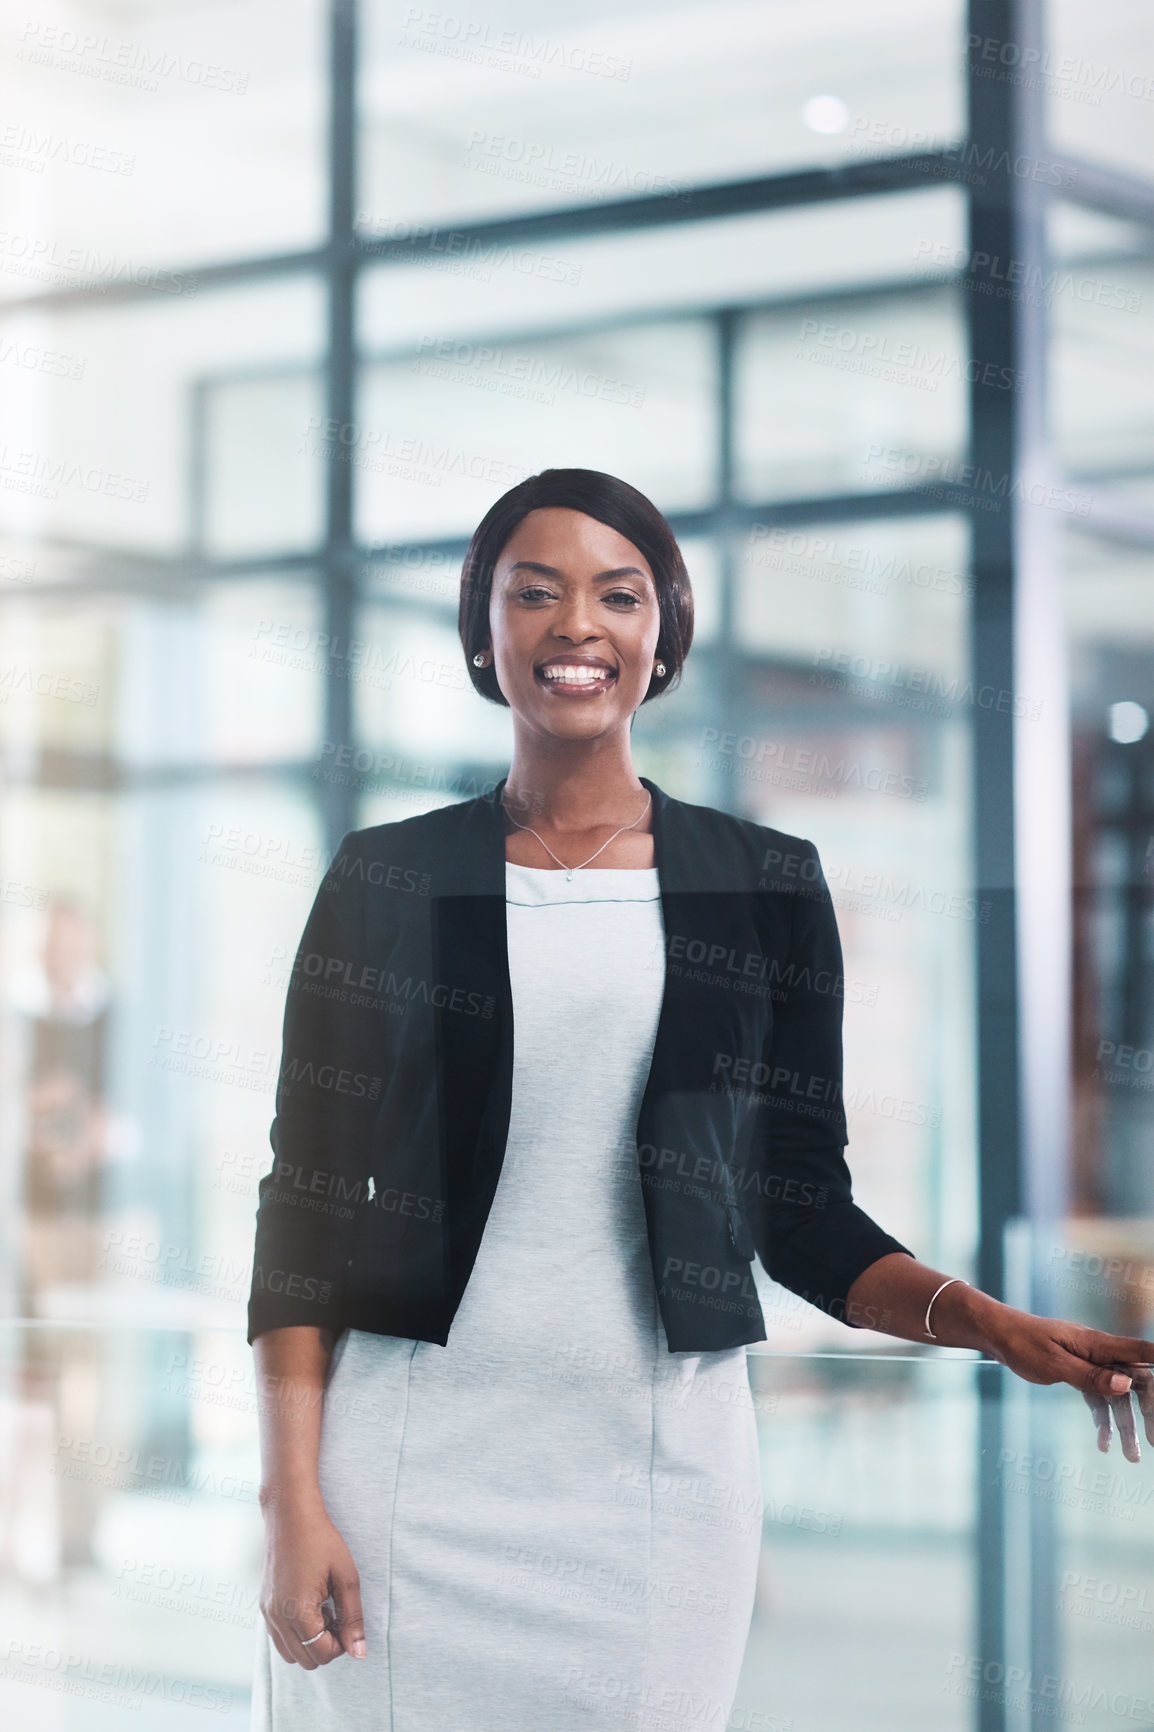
left=966, top=3, right=1067, bottom=1727
left=321, top=0, right=359, bottom=854
left=711, top=307, right=744, bottom=813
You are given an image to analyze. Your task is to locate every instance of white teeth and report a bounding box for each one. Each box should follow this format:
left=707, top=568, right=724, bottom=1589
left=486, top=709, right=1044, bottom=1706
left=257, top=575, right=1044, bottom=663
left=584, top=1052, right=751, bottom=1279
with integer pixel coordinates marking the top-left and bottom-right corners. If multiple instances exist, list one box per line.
left=541, top=665, right=610, bottom=684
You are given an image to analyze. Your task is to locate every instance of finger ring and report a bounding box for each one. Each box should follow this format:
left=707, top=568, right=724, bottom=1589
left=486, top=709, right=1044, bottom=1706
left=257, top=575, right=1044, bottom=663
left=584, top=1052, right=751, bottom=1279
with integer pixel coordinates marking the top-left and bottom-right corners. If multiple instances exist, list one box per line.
left=301, top=1628, right=328, bottom=1646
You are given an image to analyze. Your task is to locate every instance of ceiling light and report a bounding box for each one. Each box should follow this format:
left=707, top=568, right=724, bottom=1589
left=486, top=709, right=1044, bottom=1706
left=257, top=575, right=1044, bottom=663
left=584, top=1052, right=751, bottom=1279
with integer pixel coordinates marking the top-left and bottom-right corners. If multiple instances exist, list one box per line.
left=1108, top=700, right=1149, bottom=743
left=803, top=95, right=850, bottom=135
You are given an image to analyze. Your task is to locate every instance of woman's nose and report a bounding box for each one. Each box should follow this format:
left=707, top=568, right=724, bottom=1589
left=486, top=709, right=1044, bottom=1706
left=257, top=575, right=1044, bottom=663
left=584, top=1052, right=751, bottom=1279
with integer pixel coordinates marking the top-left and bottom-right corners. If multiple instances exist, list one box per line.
left=555, top=599, right=599, bottom=641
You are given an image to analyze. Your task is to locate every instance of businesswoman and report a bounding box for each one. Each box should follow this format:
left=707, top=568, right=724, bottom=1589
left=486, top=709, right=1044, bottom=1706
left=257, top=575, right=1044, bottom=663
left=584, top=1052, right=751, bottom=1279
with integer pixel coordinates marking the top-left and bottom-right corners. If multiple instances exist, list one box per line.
left=249, top=468, right=1153, bottom=1732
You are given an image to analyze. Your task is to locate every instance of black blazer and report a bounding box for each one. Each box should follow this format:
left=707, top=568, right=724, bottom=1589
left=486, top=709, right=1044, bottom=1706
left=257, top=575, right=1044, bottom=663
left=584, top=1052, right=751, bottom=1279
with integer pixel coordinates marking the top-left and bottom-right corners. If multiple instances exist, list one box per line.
left=247, top=777, right=911, bottom=1353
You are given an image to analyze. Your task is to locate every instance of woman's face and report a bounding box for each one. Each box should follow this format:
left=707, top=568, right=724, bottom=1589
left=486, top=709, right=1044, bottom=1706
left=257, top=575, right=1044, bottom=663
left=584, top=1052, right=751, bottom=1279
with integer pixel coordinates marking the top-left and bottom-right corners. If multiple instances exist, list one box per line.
left=487, top=507, right=663, bottom=744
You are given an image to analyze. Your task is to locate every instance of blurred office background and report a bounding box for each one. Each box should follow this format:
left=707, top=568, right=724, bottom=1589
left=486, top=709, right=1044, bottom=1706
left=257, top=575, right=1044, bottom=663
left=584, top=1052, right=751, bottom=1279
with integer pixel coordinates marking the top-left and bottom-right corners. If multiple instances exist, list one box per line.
left=0, top=0, right=1152, bottom=1727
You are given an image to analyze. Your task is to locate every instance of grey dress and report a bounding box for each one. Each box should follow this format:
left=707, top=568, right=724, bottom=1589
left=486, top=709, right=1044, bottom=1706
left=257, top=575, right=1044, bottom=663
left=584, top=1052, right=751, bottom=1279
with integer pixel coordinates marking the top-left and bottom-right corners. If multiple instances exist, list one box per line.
left=253, top=862, right=763, bottom=1731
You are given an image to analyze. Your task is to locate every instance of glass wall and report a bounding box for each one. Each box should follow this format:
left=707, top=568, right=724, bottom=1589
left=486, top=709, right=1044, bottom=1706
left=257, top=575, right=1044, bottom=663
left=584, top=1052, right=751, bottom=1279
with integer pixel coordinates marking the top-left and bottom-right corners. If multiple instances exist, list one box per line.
left=1, top=1, right=1153, bottom=1726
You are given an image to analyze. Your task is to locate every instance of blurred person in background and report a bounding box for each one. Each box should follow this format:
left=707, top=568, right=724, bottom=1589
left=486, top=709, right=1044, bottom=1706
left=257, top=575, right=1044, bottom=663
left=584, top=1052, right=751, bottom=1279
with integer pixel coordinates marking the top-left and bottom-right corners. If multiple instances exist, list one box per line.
left=20, top=898, right=112, bottom=1300
left=9, top=897, right=113, bottom=1574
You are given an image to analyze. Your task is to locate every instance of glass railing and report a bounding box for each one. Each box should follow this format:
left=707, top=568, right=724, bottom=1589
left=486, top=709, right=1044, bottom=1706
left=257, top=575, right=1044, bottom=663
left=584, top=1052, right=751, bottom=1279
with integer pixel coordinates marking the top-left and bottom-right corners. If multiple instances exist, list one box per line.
left=0, top=1326, right=1151, bottom=1731
left=740, top=1349, right=1154, bottom=1732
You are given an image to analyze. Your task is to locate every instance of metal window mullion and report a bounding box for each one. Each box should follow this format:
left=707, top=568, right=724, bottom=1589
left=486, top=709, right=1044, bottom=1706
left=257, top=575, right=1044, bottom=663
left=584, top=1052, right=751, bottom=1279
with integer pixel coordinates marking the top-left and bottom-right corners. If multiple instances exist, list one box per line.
left=321, top=0, right=359, bottom=856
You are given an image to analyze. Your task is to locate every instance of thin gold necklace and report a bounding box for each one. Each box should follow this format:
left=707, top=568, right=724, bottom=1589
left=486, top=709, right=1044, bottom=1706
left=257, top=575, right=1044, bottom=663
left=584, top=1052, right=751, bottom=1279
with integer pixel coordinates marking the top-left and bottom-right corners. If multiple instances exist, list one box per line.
left=502, top=792, right=652, bottom=881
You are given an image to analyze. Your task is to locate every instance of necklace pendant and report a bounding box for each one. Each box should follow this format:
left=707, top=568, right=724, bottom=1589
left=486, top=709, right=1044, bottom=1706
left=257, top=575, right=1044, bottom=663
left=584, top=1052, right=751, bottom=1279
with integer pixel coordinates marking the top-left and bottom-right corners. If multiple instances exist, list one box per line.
left=566, top=868, right=575, bottom=881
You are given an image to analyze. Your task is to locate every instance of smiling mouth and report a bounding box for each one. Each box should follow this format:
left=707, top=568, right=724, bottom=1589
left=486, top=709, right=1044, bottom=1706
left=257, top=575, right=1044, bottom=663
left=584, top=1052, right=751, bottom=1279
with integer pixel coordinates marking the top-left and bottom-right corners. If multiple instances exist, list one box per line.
left=535, top=660, right=618, bottom=694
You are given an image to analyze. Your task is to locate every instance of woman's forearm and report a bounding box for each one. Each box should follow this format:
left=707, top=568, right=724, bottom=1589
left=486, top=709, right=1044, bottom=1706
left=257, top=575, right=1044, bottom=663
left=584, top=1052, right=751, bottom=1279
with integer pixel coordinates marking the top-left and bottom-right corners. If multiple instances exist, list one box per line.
left=846, top=1251, right=1008, bottom=1351
left=254, top=1325, right=334, bottom=1512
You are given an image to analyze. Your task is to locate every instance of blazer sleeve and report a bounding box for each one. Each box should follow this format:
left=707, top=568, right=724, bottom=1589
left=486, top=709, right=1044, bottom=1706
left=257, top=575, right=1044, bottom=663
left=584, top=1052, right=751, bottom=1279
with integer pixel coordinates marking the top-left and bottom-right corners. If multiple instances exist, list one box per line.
left=751, top=838, right=913, bottom=1326
left=247, top=831, right=381, bottom=1343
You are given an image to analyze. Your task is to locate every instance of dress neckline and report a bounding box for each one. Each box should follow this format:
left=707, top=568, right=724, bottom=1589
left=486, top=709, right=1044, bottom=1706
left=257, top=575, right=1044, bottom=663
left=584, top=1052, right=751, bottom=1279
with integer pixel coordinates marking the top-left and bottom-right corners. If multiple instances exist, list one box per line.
left=504, top=861, right=658, bottom=874
left=504, top=860, right=661, bottom=906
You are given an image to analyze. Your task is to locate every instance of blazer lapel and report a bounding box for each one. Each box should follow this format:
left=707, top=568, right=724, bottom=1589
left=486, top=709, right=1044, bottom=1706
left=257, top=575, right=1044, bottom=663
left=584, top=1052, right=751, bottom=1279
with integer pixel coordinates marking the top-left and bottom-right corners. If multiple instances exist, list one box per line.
left=430, top=781, right=514, bottom=1289
left=636, top=776, right=768, bottom=1149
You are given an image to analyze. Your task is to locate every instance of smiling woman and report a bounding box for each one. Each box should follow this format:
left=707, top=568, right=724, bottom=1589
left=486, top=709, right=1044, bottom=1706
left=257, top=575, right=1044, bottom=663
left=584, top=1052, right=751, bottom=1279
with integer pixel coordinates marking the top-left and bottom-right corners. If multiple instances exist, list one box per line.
left=249, top=470, right=1154, bottom=1732
left=460, top=469, right=693, bottom=869
left=459, top=467, right=694, bottom=702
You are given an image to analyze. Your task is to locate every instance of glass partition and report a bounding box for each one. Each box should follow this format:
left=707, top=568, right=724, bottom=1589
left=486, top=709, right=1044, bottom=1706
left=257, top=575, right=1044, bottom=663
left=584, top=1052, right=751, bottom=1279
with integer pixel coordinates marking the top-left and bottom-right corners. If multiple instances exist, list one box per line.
left=0, top=279, right=325, bottom=557
left=359, top=0, right=965, bottom=228
left=1047, top=0, right=1154, bottom=184
left=1, top=1327, right=1151, bottom=1731
left=0, top=0, right=326, bottom=276
left=3, top=1, right=1153, bottom=1727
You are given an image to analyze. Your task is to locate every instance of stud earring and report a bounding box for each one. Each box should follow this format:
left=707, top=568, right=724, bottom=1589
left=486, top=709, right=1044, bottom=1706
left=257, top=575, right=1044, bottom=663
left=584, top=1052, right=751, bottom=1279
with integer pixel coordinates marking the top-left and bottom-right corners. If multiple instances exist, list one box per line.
left=654, top=661, right=666, bottom=678
left=473, top=652, right=488, bottom=668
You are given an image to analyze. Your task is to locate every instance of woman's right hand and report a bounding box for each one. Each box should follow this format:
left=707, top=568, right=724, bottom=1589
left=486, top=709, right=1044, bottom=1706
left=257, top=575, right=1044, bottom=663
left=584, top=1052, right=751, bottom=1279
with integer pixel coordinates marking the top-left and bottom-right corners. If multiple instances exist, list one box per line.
left=259, top=1495, right=367, bottom=1667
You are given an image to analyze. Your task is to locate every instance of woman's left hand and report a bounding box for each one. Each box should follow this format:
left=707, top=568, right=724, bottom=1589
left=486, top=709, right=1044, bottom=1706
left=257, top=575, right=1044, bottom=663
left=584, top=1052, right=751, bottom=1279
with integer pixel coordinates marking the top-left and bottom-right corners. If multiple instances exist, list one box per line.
left=981, top=1309, right=1154, bottom=1461
left=846, top=1257, right=1154, bottom=1459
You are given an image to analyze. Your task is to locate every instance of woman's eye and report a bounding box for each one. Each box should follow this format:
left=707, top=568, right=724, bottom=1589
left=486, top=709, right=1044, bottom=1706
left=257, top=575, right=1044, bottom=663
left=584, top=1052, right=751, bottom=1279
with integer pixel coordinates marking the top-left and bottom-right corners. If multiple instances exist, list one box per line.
left=605, top=591, right=643, bottom=607
left=517, top=586, right=556, bottom=602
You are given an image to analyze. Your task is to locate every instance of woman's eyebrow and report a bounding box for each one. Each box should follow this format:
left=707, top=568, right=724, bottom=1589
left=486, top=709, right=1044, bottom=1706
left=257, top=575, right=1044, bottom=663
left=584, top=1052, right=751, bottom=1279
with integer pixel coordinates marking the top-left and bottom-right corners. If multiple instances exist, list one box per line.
left=507, top=561, right=648, bottom=580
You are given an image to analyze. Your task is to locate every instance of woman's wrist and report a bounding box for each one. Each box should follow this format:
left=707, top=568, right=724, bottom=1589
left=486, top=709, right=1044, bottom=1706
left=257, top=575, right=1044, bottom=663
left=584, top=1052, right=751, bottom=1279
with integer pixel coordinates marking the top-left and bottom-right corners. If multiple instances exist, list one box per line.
left=259, top=1478, right=327, bottom=1520
left=931, top=1279, right=1010, bottom=1354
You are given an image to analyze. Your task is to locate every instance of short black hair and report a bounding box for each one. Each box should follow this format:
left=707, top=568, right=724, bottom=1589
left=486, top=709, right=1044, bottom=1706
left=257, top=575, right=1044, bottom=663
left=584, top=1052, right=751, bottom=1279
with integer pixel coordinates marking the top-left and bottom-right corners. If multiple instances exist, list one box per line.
left=458, top=467, right=694, bottom=706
